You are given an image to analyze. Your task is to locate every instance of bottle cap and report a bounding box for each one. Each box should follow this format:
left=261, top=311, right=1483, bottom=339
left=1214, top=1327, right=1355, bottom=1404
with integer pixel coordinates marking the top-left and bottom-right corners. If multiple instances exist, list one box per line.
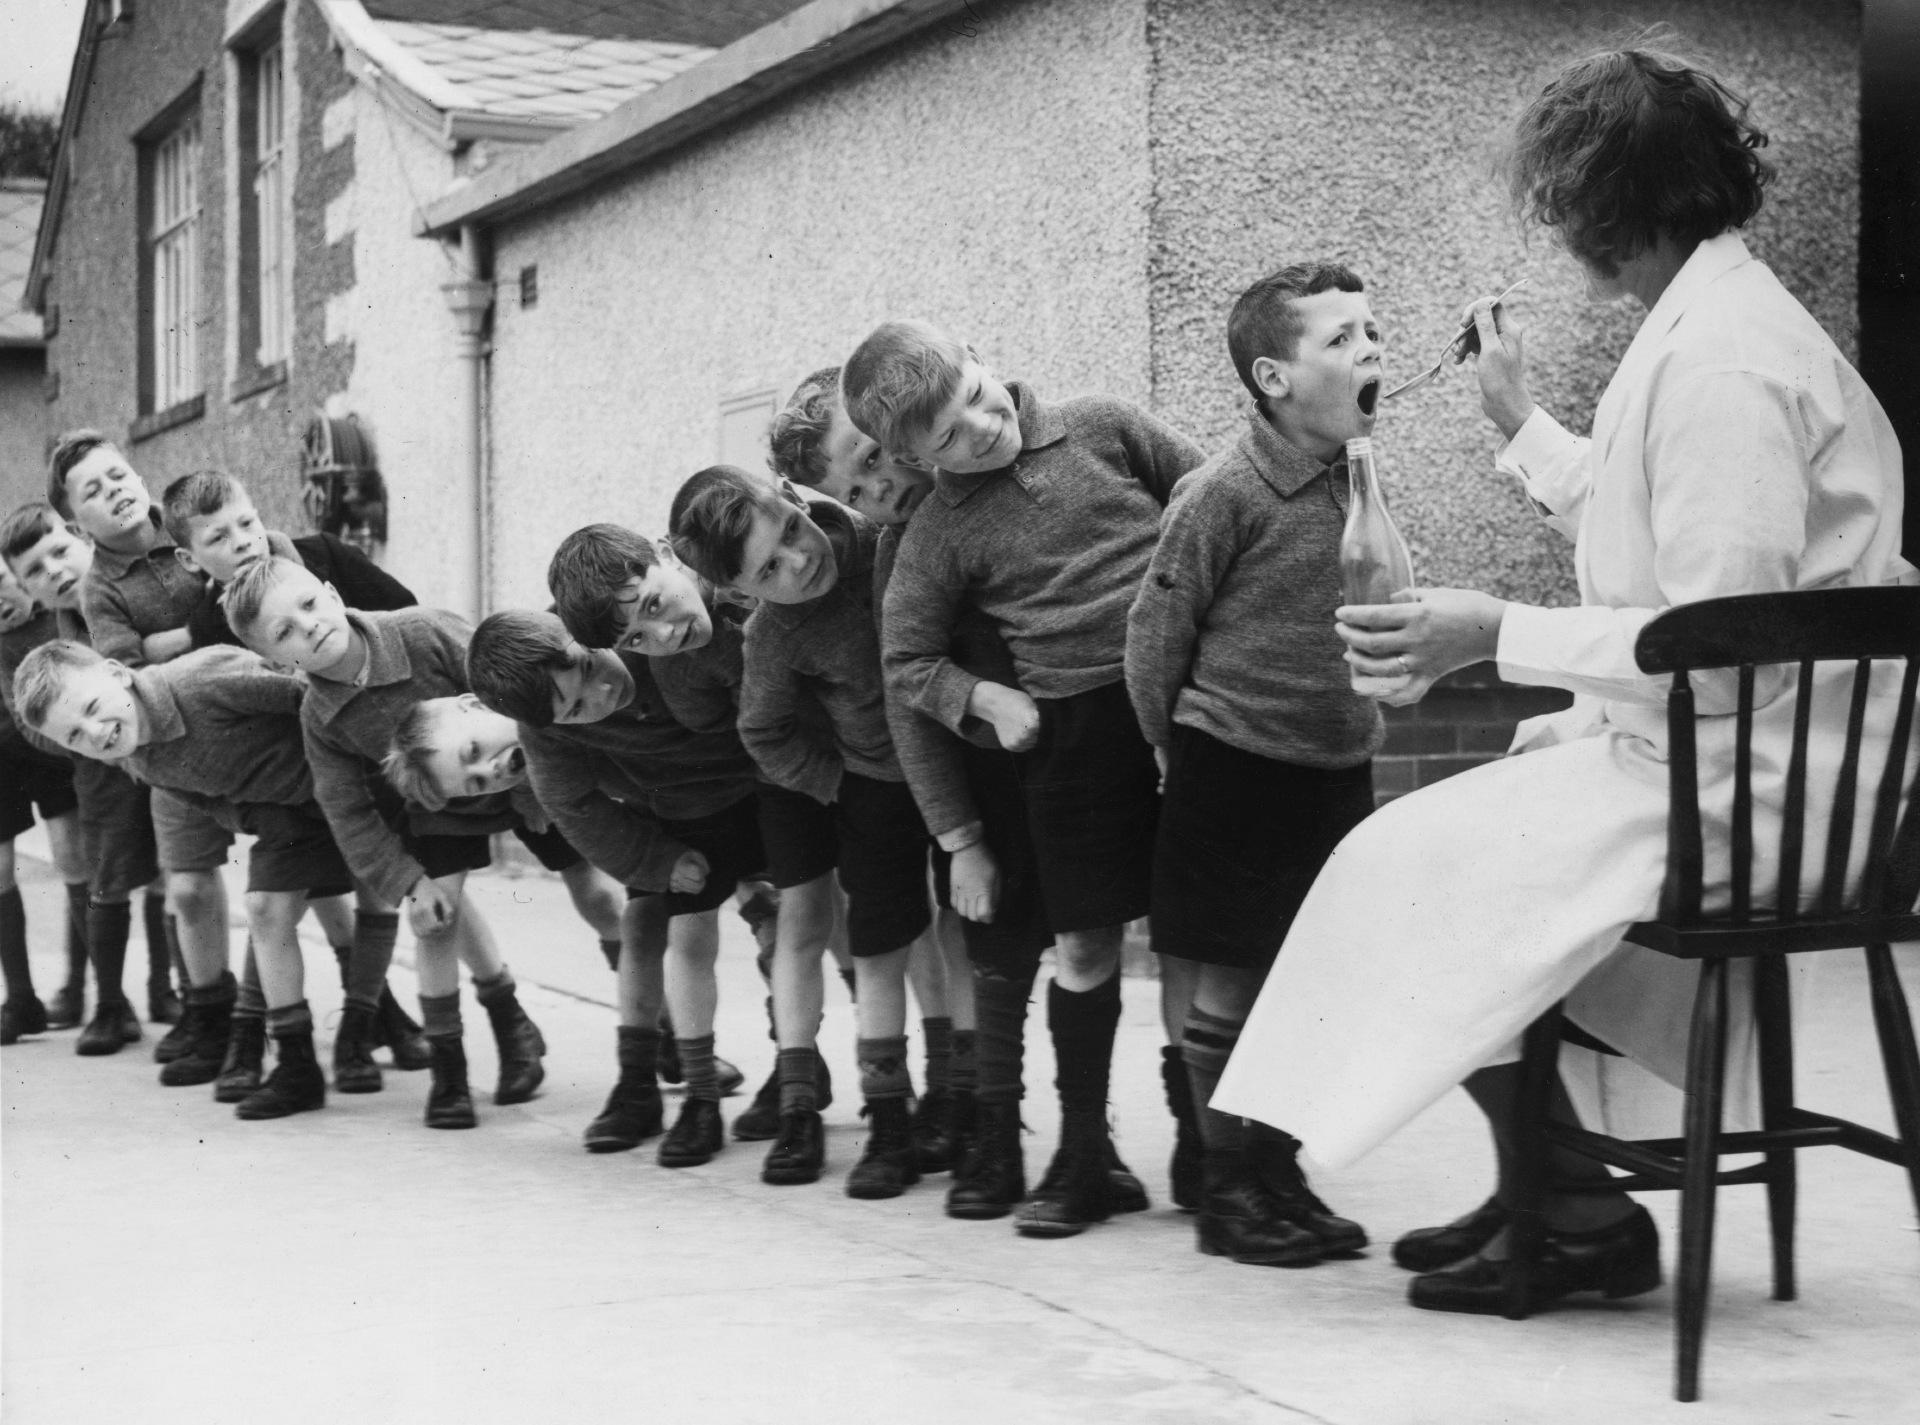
left=1344, top=437, right=1374, bottom=458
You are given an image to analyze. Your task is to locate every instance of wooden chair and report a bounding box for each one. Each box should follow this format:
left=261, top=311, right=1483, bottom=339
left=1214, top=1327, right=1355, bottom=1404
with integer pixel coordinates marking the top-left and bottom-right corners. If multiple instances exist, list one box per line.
left=1506, top=586, right=1920, bottom=1402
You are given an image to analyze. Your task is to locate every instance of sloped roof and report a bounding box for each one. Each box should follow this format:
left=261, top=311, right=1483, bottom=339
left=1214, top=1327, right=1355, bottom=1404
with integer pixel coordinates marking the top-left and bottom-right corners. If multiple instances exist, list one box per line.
left=324, top=0, right=717, bottom=142
left=363, top=2, right=813, bottom=48
left=2, top=180, right=47, bottom=345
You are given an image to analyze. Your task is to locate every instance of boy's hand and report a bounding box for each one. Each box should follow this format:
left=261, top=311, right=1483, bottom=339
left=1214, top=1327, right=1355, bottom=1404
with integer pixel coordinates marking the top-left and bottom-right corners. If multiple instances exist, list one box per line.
left=669, top=850, right=710, bottom=894
left=967, top=681, right=1041, bottom=753
left=1461, top=296, right=1534, bottom=442
left=141, top=627, right=194, bottom=663
left=949, top=842, right=1001, bottom=923
left=404, top=877, right=457, bottom=938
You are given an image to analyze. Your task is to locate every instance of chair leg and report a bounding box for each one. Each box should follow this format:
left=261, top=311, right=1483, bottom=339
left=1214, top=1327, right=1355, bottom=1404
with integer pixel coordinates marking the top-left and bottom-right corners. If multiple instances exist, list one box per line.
left=1676, top=959, right=1730, bottom=1404
left=1864, top=942, right=1920, bottom=1227
left=1752, top=954, right=1797, bottom=1302
left=1504, top=1004, right=1564, bottom=1320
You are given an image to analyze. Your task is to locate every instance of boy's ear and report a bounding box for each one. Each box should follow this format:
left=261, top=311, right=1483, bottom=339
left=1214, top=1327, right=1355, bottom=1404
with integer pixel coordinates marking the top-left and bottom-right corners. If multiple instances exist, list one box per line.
left=1250, top=355, right=1291, bottom=403
left=653, top=537, right=682, bottom=568
left=774, top=477, right=806, bottom=510
left=104, top=660, right=135, bottom=687
left=173, top=545, right=205, bottom=577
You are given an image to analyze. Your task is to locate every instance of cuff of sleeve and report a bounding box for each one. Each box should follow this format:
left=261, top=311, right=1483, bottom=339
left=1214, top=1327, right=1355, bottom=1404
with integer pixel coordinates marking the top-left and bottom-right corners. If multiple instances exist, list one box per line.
left=923, top=663, right=981, bottom=736
left=373, top=856, right=430, bottom=908
left=1493, top=601, right=1563, bottom=687
left=935, top=821, right=985, bottom=854
left=1494, top=406, right=1583, bottom=514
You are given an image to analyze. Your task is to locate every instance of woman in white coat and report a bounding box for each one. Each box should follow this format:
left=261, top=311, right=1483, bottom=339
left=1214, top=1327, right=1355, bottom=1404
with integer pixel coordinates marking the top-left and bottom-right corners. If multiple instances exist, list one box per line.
left=1211, top=43, right=1914, bottom=1315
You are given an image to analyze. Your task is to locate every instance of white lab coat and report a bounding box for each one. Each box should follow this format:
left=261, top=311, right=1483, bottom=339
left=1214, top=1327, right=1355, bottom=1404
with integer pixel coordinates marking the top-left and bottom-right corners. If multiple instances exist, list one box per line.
left=1212, top=233, right=1916, bottom=1173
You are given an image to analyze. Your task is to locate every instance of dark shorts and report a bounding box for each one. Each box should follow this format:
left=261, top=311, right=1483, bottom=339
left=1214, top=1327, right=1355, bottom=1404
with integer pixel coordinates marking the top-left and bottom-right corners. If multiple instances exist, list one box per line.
left=931, top=740, right=1052, bottom=978
left=1015, top=681, right=1160, bottom=933
left=1150, top=724, right=1375, bottom=973
left=151, top=785, right=238, bottom=874
left=652, top=792, right=769, bottom=918
left=406, top=821, right=583, bottom=882
left=757, top=782, right=838, bottom=890
left=0, top=742, right=78, bottom=842
left=213, top=801, right=354, bottom=897
left=74, top=760, right=159, bottom=900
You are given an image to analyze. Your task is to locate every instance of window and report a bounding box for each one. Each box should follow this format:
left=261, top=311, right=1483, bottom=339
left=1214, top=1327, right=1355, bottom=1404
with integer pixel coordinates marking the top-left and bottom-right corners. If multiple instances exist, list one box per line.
left=245, top=37, right=290, bottom=369
left=144, top=112, right=202, bottom=413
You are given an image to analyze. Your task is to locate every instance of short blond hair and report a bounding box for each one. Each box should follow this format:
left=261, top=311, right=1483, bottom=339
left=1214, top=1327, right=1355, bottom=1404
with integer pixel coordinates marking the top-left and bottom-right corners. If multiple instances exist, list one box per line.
left=224, top=556, right=310, bottom=644
left=840, top=320, right=972, bottom=453
left=12, top=640, right=107, bottom=731
left=382, top=699, right=457, bottom=811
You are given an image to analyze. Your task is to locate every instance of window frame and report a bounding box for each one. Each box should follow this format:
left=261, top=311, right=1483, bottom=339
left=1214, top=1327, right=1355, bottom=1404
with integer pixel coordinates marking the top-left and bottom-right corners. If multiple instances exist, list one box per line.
left=138, top=94, right=205, bottom=421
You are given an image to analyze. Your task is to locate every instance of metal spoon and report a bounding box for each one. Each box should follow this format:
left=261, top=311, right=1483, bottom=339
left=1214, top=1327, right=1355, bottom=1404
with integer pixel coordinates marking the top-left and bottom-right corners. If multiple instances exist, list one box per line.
left=1379, top=278, right=1530, bottom=403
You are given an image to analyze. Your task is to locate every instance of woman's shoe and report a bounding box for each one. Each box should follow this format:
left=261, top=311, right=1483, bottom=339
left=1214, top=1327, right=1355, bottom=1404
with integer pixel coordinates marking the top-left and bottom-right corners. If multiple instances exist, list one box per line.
left=1391, top=1196, right=1510, bottom=1272
left=1407, top=1204, right=1662, bottom=1315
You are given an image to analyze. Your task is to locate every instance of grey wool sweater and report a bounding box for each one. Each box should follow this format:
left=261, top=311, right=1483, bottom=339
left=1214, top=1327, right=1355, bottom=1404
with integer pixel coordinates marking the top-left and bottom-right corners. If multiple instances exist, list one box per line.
left=1126, top=408, right=1383, bottom=767
left=881, top=383, right=1206, bottom=726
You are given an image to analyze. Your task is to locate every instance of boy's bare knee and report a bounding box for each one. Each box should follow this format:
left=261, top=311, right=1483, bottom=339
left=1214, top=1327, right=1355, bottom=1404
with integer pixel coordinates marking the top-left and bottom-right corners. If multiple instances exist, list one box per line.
left=167, top=870, right=224, bottom=922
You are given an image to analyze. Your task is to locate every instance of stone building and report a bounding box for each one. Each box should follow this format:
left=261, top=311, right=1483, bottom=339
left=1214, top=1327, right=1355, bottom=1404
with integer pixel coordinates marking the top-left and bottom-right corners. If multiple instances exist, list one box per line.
left=1, top=179, right=49, bottom=510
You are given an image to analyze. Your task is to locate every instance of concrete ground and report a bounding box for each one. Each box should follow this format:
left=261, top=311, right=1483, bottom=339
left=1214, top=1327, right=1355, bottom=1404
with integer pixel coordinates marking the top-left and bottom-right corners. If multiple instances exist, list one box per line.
left=4, top=832, right=1918, bottom=1425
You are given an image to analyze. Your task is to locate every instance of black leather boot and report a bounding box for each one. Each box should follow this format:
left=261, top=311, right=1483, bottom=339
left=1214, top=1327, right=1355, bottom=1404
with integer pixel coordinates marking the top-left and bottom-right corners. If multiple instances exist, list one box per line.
left=1248, top=1125, right=1368, bottom=1256
left=478, top=985, right=546, bottom=1105
left=908, top=1086, right=956, bottom=1173
left=846, top=1097, right=920, bottom=1199
left=946, top=1098, right=1025, bottom=1220
left=236, top=1033, right=327, bottom=1120
left=1391, top=1197, right=1510, bottom=1273
left=1159, top=1046, right=1205, bottom=1212
left=424, top=1037, right=478, bottom=1129
left=761, top=1108, right=826, bottom=1184
left=374, top=986, right=432, bottom=1070
left=584, top=1077, right=664, bottom=1153
left=657, top=1097, right=724, bottom=1167
left=331, top=1003, right=383, bottom=1094
left=1408, top=1205, right=1662, bottom=1314
left=1, top=997, right=47, bottom=1044
left=213, top=1016, right=267, bottom=1102
left=158, top=979, right=235, bottom=1086
left=1194, top=1150, right=1324, bottom=1266
left=76, top=997, right=140, bottom=1056
left=46, top=981, right=84, bottom=1031
left=1014, top=1109, right=1117, bottom=1238
left=731, top=1067, right=783, bottom=1141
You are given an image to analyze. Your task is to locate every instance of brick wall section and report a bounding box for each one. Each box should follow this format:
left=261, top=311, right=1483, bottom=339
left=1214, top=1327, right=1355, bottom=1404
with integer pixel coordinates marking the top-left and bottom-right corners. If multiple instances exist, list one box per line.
left=1373, top=661, right=1571, bottom=803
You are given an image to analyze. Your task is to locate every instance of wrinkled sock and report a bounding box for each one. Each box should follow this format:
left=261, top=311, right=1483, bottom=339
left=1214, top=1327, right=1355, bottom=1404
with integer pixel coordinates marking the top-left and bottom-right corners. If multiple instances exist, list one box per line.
left=266, top=999, right=314, bottom=1038
left=185, top=970, right=237, bottom=1010
left=616, top=1025, right=661, bottom=1085
left=949, top=1029, right=977, bottom=1096
left=346, top=911, right=399, bottom=1008
left=85, top=899, right=132, bottom=1007
left=857, top=1034, right=912, bottom=1102
left=921, top=1015, right=953, bottom=1094
left=419, top=991, right=462, bottom=1041
left=235, top=943, right=267, bottom=1022
left=777, top=1046, right=821, bottom=1114
left=142, top=898, right=171, bottom=988
left=63, top=883, right=90, bottom=990
left=972, top=968, right=1033, bottom=1106
left=1181, top=1005, right=1247, bottom=1154
left=0, top=886, right=34, bottom=1000
left=1048, top=971, right=1121, bottom=1113
left=679, top=1034, right=720, bottom=1102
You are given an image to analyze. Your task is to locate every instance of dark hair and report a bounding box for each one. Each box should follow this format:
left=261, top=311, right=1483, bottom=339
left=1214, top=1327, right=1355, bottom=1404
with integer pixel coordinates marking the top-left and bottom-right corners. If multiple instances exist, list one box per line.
left=1507, top=40, right=1772, bottom=275
left=841, top=320, right=972, bottom=452
left=767, top=366, right=843, bottom=488
left=1, top=502, right=76, bottom=567
left=467, top=610, right=573, bottom=728
left=668, top=465, right=785, bottom=586
left=160, top=470, right=249, bottom=547
left=547, top=524, right=661, bottom=649
left=1226, top=262, right=1366, bottom=401
left=46, top=429, right=116, bottom=516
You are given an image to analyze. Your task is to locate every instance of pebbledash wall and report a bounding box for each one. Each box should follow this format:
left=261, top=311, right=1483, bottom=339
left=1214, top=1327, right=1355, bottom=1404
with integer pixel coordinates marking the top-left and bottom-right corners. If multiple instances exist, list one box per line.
left=464, top=0, right=1860, bottom=794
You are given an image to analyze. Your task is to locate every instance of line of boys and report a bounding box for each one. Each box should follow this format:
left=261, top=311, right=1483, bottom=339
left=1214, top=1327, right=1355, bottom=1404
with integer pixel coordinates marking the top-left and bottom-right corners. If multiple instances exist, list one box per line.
left=7, top=259, right=1390, bottom=1264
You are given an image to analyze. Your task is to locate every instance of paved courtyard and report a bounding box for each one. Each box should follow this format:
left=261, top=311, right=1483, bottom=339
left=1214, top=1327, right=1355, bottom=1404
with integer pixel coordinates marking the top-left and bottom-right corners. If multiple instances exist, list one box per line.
left=4, top=835, right=1917, bottom=1425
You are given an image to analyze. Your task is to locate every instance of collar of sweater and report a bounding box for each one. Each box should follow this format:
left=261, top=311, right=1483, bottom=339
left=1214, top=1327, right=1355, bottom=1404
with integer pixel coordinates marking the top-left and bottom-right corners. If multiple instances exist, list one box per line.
left=931, top=381, right=1066, bottom=507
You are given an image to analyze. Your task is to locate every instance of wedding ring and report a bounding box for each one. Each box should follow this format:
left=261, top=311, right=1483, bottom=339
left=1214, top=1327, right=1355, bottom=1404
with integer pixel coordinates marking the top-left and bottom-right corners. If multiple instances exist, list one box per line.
left=1398, top=655, right=1411, bottom=677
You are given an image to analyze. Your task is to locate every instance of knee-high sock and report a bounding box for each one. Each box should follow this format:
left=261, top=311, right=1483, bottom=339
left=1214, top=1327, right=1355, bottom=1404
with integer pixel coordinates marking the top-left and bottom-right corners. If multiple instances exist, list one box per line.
left=0, top=886, right=34, bottom=1000
left=972, top=968, right=1033, bottom=1106
left=63, top=883, right=89, bottom=990
left=85, top=899, right=132, bottom=1006
left=142, top=898, right=171, bottom=987
left=857, top=1034, right=912, bottom=1102
left=678, top=1033, right=720, bottom=1102
left=1048, top=972, right=1120, bottom=1114
left=921, top=1015, right=953, bottom=1094
left=345, top=910, right=399, bottom=1012
left=949, top=1029, right=977, bottom=1095
left=777, top=1046, right=821, bottom=1114
left=1180, top=1005, right=1246, bottom=1154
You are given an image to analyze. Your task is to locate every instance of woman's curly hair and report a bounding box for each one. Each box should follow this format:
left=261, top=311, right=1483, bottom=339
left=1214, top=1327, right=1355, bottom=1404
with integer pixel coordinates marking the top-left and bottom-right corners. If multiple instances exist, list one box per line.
left=1507, top=38, right=1773, bottom=275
